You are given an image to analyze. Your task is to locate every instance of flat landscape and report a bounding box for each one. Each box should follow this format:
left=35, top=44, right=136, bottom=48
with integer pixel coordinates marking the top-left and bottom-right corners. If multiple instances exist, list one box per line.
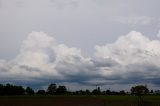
left=1, top=1, right=160, bottom=106
left=0, top=95, right=160, bottom=106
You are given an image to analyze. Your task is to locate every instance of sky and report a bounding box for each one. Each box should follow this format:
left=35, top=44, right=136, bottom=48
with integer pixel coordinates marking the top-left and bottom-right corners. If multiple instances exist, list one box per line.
left=0, top=0, right=160, bottom=90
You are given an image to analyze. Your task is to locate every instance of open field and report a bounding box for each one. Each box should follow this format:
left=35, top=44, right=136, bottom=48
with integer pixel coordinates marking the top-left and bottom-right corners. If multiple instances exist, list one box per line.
left=0, top=95, right=160, bottom=106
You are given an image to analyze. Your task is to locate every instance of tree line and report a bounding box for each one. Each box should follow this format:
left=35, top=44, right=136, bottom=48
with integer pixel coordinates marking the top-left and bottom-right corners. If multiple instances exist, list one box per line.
left=0, top=83, right=160, bottom=96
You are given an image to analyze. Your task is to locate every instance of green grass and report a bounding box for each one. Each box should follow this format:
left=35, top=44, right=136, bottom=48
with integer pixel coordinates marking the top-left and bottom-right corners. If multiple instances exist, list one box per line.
left=0, top=95, right=159, bottom=106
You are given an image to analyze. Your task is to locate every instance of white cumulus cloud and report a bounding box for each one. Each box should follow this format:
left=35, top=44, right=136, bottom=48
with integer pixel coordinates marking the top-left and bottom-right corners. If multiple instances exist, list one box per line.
left=95, top=31, right=160, bottom=65
left=94, top=31, right=160, bottom=85
left=0, top=31, right=160, bottom=89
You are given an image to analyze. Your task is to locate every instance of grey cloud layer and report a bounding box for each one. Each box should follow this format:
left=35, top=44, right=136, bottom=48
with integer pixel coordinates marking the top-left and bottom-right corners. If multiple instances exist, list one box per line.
left=0, top=31, right=160, bottom=88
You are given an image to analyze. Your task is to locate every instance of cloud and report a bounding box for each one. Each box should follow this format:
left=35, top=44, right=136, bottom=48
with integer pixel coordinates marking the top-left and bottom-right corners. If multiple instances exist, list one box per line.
left=94, top=31, right=160, bottom=85
left=49, top=0, right=80, bottom=8
left=95, top=31, right=153, bottom=65
left=0, top=0, right=2, bottom=8
left=115, top=15, right=152, bottom=25
left=13, top=32, right=93, bottom=80
left=157, top=30, right=160, bottom=38
left=0, top=31, right=93, bottom=83
left=0, top=31, right=160, bottom=89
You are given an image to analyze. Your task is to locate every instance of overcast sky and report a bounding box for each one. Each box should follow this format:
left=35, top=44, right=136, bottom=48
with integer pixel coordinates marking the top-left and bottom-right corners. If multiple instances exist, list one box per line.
left=0, top=0, right=160, bottom=90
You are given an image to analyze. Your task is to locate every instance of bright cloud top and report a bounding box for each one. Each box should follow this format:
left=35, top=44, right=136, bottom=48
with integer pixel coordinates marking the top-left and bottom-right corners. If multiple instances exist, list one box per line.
left=0, top=31, right=160, bottom=87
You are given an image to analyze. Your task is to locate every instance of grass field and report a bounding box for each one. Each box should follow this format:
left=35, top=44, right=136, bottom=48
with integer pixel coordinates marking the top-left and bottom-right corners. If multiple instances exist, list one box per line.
left=0, top=95, right=160, bottom=106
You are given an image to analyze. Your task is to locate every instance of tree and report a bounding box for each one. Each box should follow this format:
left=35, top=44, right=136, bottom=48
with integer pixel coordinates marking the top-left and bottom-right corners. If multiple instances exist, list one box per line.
left=26, top=86, right=34, bottom=95
left=47, top=84, right=57, bottom=94
left=37, top=90, right=46, bottom=95
left=150, top=90, right=154, bottom=94
left=56, top=85, right=67, bottom=94
left=3, top=84, right=25, bottom=95
left=0, top=84, right=4, bottom=95
left=131, top=85, right=149, bottom=105
left=16, top=86, right=25, bottom=95
left=131, top=85, right=149, bottom=96
left=85, top=89, right=91, bottom=95
left=119, top=90, right=126, bottom=95
left=106, top=89, right=111, bottom=95
left=92, top=87, right=101, bottom=95
left=155, top=90, right=160, bottom=95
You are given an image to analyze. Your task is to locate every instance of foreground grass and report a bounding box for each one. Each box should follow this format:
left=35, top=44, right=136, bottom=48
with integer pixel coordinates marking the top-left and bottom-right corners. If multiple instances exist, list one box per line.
left=0, top=95, right=159, bottom=106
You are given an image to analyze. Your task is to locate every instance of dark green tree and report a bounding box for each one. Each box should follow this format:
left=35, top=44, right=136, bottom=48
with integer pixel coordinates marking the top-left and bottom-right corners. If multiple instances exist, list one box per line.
left=47, top=83, right=57, bottom=94
left=106, top=89, right=111, bottom=95
left=85, top=89, right=91, bottom=95
left=25, top=86, right=34, bottom=95
left=131, top=85, right=149, bottom=96
left=119, top=90, right=126, bottom=95
left=92, top=87, right=101, bottom=95
left=3, top=84, right=25, bottom=95
left=56, top=85, right=67, bottom=94
left=0, top=84, right=4, bottom=95
left=37, top=90, right=46, bottom=95
left=16, top=86, right=25, bottom=95
left=131, top=85, right=149, bottom=106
